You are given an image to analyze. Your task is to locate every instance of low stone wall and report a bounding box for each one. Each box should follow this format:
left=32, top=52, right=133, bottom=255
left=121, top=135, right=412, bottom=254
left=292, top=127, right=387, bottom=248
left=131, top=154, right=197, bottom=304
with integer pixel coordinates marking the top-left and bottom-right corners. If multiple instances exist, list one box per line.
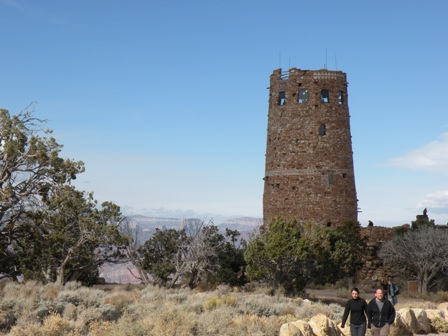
left=356, top=225, right=404, bottom=289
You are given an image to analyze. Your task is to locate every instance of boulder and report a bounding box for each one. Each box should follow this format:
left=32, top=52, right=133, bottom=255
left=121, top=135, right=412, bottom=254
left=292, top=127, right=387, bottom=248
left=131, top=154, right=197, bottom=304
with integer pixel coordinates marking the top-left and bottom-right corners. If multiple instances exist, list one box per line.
left=412, top=308, right=431, bottom=334
left=279, top=307, right=444, bottom=336
left=279, top=320, right=313, bottom=336
left=438, top=302, right=448, bottom=319
left=395, top=308, right=431, bottom=334
left=426, top=309, right=444, bottom=321
left=399, top=308, right=419, bottom=332
left=308, top=313, right=342, bottom=336
left=390, top=312, right=413, bottom=336
left=279, top=315, right=343, bottom=336
left=338, top=322, right=349, bottom=336
left=279, top=322, right=305, bottom=336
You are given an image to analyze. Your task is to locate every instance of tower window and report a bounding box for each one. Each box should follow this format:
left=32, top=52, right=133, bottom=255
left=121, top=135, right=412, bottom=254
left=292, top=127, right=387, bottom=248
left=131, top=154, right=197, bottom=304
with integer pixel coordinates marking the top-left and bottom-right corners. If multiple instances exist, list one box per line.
left=320, top=89, right=330, bottom=103
left=278, top=91, right=286, bottom=105
left=298, top=89, right=309, bottom=104
left=319, top=124, right=326, bottom=136
left=338, top=91, right=344, bottom=105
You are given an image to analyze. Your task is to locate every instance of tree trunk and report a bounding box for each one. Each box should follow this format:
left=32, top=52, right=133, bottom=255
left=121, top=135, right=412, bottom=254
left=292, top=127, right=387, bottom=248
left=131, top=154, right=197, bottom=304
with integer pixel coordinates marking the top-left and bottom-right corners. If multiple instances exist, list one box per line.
left=168, top=272, right=180, bottom=288
left=56, top=250, right=74, bottom=285
left=421, top=274, right=429, bottom=295
left=136, top=266, right=151, bottom=285
left=188, top=269, right=199, bottom=289
left=56, top=266, right=65, bottom=286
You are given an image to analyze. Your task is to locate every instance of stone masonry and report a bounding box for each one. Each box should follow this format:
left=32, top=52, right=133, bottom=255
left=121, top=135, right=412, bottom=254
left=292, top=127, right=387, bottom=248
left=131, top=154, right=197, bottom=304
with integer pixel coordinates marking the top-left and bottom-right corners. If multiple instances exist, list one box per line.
left=263, top=68, right=358, bottom=226
left=357, top=226, right=397, bottom=288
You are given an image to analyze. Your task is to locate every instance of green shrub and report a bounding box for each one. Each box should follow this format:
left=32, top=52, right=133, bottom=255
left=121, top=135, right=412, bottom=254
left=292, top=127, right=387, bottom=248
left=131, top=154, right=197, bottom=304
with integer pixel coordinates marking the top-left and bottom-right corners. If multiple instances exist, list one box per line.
left=57, top=288, right=105, bottom=308
left=103, top=291, right=140, bottom=312
left=203, top=295, right=238, bottom=311
left=196, top=306, right=234, bottom=334
left=240, top=295, right=282, bottom=316
left=39, top=283, right=62, bottom=300
left=62, top=303, right=77, bottom=321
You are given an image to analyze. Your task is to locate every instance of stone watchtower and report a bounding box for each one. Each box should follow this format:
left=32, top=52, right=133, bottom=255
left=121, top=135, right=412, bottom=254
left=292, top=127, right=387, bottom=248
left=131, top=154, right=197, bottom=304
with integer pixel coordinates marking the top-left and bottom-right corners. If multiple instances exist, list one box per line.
left=263, top=68, right=357, bottom=226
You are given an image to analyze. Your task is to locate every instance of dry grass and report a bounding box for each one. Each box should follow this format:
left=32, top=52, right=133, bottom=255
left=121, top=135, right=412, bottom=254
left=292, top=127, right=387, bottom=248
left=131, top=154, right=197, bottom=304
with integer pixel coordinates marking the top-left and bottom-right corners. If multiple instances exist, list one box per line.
left=0, top=281, right=445, bottom=335
left=401, top=290, right=448, bottom=303
left=429, top=316, right=448, bottom=333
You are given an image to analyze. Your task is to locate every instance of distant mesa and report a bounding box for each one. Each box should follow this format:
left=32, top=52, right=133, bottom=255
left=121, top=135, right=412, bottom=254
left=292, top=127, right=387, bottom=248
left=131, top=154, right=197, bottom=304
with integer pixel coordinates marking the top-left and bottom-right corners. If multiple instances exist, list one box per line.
left=124, top=214, right=262, bottom=234
left=221, top=217, right=263, bottom=226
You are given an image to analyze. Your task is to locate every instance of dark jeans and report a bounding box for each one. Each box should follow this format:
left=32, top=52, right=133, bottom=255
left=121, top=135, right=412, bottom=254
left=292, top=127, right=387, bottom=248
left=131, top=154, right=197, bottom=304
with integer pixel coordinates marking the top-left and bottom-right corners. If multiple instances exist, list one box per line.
left=391, top=295, right=397, bottom=306
left=350, top=322, right=366, bottom=336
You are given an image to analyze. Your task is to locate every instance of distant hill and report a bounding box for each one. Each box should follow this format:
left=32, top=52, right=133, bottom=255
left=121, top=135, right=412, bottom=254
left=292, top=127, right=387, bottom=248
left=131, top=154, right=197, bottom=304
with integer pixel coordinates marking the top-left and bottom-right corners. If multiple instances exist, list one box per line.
left=124, top=214, right=261, bottom=240
left=125, top=215, right=184, bottom=229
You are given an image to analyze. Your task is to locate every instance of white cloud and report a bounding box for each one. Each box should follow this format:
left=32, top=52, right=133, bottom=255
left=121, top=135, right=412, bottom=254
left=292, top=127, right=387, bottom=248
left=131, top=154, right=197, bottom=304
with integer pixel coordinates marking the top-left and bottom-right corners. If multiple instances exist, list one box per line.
left=417, top=190, right=448, bottom=216
left=385, top=133, right=448, bottom=173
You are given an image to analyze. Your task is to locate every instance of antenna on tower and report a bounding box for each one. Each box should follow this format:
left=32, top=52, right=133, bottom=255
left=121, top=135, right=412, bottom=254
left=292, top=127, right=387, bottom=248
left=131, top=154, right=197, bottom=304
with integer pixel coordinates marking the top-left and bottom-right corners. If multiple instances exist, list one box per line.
left=325, top=48, right=328, bottom=69
left=279, top=52, right=281, bottom=68
left=335, top=54, right=338, bottom=70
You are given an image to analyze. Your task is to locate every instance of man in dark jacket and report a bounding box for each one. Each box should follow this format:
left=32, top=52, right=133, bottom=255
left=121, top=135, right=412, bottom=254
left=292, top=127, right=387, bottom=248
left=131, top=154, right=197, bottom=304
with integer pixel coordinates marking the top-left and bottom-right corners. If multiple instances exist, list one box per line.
left=366, top=288, right=396, bottom=335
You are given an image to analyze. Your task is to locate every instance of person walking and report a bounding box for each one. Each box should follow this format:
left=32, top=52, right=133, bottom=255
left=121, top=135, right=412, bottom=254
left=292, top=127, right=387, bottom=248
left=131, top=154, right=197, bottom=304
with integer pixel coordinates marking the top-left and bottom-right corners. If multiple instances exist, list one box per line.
left=388, top=280, right=398, bottom=306
left=380, top=278, right=389, bottom=300
left=366, top=288, right=396, bottom=336
left=341, top=287, right=368, bottom=336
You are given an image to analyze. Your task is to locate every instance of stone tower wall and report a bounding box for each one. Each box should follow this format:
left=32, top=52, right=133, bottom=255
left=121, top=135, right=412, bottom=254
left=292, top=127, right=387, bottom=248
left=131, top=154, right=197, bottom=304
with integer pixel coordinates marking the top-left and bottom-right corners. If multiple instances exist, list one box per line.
left=263, top=68, right=357, bottom=226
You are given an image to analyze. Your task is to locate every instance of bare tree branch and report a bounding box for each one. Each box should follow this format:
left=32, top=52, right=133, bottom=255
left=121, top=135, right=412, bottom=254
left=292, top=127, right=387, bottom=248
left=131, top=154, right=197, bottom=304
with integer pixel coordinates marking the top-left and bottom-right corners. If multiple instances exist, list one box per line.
left=380, top=226, right=448, bottom=294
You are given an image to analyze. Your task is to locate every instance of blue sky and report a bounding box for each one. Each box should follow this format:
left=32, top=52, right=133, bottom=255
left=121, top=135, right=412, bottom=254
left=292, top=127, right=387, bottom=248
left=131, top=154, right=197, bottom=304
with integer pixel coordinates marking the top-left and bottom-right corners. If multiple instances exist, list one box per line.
left=1, top=0, right=448, bottom=227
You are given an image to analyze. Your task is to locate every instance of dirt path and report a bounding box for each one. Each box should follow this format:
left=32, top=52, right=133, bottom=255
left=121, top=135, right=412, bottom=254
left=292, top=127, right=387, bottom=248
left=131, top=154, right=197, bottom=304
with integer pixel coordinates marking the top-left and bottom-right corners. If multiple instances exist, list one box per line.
left=306, top=288, right=424, bottom=306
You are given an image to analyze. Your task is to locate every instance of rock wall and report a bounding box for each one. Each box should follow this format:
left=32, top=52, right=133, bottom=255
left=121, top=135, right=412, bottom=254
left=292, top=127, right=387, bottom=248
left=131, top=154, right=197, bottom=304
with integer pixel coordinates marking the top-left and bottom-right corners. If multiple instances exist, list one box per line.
left=356, top=225, right=406, bottom=289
